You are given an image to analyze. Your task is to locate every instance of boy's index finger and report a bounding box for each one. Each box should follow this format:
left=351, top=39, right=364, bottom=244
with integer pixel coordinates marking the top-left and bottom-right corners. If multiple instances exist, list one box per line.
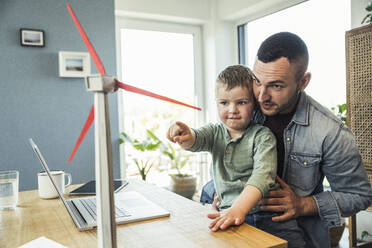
left=168, top=125, right=181, bottom=142
left=175, top=121, right=189, bottom=131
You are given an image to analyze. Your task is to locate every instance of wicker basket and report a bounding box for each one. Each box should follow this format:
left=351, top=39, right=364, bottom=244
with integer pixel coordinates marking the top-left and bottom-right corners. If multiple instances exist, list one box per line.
left=345, top=24, right=372, bottom=172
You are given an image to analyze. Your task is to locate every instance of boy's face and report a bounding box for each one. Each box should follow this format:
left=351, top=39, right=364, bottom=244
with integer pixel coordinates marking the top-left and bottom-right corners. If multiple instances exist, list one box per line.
left=216, top=83, right=254, bottom=136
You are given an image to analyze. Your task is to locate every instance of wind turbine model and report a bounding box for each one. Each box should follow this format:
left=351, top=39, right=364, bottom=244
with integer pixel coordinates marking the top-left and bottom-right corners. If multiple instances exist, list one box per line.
left=65, top=4, right=201, bottom=248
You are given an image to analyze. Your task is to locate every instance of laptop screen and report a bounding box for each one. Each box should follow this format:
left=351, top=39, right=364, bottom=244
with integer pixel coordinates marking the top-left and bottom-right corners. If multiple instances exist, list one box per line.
left=29, top=138, right=67, bottom=202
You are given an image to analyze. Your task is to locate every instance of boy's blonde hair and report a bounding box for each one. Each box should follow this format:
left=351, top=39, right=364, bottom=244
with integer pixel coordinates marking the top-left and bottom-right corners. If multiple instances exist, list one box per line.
left=216, top=65, right=256, bottom=91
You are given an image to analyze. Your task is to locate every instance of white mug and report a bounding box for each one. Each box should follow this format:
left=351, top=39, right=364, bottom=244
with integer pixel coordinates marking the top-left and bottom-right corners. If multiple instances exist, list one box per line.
left=37, top=170, right=72, bottom=199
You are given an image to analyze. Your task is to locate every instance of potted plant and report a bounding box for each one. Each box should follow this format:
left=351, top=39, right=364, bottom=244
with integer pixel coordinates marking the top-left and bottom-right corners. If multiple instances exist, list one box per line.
left=120, top=130, right=161, bottom=181
left=331, top=103, right=346, bottom=125
left=146, top=130, right=197, bottom=199
left=361, top=2, right=372, bottom=24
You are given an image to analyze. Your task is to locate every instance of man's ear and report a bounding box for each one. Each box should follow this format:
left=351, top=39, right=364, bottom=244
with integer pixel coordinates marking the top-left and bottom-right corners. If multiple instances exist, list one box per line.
left=299, top=72, right=311, bottom=91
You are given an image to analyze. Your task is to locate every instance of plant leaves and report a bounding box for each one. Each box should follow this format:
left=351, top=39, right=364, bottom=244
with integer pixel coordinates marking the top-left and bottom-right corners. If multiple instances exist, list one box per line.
left=145, top=141, right=161, bottom=151
left=146, top=129, right=160, bottom=141
left=121, top=129, right=191, bottom=177
left=361, top=231, right=369, bottom=240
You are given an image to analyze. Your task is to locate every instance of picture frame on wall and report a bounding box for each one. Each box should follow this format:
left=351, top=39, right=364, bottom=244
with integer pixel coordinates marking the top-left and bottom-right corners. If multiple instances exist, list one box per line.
left=20, top=28, right=45, bottom=47
left=58, top=51, right=91, bottom=78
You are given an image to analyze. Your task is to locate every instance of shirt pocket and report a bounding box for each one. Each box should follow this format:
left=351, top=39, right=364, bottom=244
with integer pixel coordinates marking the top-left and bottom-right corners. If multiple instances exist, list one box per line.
left=231, top=156, right=253, bottom=174
left=229, top=144, right=254, bottom=174
left=288, top=153, right=321, bottom=192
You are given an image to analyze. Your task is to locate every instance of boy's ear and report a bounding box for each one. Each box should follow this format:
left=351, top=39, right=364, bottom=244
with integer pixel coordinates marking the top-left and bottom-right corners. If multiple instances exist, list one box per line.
left=299, top=72, right=311, bottom=91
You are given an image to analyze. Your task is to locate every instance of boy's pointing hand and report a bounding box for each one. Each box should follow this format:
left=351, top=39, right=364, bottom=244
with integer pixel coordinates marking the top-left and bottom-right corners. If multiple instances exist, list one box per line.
left=167, top=121, right=195, bottom=149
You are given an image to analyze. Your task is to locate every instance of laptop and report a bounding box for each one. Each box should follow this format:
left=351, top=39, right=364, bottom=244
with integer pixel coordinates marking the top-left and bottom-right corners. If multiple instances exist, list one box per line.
left=29, top=138, right=170, bottom=231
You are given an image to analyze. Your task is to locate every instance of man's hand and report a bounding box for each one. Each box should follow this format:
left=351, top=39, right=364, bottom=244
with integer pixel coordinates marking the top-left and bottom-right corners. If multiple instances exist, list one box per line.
left=207, top=206, right=245, bottom=231
left=259, top=176, right=318, bottom=222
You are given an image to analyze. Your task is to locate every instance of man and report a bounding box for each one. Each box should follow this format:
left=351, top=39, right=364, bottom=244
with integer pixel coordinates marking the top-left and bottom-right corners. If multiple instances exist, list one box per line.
left=201, top=32, right=372, bottom=247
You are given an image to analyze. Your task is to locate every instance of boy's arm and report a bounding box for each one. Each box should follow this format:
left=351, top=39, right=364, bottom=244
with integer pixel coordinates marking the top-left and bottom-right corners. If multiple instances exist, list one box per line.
left=208, top=185, right=262, bottom=231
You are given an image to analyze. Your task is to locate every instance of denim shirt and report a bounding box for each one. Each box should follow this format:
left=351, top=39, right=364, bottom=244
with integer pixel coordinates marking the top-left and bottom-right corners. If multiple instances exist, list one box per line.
left=253, top=92, right=372, bottom=247
left=201, top=92, right=372, bottom=248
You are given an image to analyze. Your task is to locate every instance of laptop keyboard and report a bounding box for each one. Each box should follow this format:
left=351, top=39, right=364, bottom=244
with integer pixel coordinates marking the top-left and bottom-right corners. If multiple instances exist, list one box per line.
left=81, top=197, right=131, bottom=220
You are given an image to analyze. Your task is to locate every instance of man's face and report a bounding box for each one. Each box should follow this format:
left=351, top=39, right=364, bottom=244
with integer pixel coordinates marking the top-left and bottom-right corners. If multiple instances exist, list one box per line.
left=216, top=84, right=254, bottom=137
left=253, top=57, right=307, bottom=116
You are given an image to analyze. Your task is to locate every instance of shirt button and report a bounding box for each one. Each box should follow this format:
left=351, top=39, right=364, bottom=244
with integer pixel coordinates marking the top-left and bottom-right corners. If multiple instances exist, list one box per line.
left=226, top=149, right=230, bottom=154
left=286, top=137, right=290, bottom=142
left=303, top=162, right=308, bottom=166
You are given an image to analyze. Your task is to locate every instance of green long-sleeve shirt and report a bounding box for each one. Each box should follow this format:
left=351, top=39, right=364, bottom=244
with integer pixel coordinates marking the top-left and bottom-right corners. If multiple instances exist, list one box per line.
left=189, top=122, right=278, bottom=212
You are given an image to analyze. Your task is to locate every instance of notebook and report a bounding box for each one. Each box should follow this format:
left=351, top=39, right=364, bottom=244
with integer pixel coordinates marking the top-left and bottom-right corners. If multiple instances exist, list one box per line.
left=29, top=138, right=170, bottom=231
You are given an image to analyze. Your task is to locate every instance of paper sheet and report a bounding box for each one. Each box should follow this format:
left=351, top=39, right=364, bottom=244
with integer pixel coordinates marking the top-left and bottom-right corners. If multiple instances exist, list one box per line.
left=18, top=236, right=68, bottom=248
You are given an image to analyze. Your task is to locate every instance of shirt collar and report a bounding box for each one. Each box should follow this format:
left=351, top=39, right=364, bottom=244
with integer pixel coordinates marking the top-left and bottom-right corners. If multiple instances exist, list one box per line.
left=253, top=91, right=310, bottom=126
left=292, top=91, right=309, bottom=126
left=221, top=122, right=253, bottom=141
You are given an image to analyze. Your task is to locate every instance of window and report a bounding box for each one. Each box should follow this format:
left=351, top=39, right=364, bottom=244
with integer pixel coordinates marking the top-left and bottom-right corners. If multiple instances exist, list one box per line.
left=115, top=18, right=205, bottom=187
left=241, top=0, right=351, bottom=109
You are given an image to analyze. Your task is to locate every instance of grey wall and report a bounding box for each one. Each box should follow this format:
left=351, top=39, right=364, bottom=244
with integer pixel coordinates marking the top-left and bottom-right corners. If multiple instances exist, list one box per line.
left=0, top=0, right=119, bottom=191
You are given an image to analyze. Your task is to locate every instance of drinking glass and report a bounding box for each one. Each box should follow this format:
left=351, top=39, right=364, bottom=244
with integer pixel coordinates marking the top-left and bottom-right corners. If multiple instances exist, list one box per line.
left=0, top=170, right=19, bottom=210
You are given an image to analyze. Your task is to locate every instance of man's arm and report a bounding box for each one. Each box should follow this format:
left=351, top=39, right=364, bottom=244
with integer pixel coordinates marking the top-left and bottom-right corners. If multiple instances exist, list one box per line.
left=312, top=127, right=372, bottom=226
left=200, top=180, right=216, bottom=203
left=261, top=126, right=372, bottom=226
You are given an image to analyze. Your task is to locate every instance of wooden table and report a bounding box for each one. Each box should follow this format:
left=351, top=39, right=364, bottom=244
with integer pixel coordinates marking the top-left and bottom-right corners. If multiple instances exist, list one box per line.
left=0, top=179, right=287, bottom=248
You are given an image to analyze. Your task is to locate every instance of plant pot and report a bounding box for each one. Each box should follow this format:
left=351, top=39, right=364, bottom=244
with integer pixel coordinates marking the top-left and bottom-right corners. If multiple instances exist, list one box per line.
left=169, top=175, right=196, bottom=199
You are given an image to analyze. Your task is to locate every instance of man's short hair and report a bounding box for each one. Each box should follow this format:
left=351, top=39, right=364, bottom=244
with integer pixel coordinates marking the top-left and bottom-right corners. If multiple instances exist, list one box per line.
left=217, top=65, right=255, bottom=91
left=257, top=32, right=309, bottom=82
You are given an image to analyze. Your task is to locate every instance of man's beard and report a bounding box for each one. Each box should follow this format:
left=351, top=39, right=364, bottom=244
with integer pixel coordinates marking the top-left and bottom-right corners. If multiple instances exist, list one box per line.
left=262, top=89, right=301, bottom=116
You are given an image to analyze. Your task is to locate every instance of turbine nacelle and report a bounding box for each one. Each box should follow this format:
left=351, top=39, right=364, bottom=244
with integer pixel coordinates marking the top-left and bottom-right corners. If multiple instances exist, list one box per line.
left=85, top=75, right=117, bottom=93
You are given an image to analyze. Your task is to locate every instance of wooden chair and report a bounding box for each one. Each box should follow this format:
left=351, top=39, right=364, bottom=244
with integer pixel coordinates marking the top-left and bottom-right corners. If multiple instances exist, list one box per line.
left=348, top=211, right=372, bottom=248
left=345, top=23, right=372, bottom=248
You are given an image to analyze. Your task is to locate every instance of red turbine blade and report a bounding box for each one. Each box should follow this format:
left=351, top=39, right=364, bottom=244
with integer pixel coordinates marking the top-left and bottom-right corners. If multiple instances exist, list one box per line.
left=68, top=106, right=94, bottom=163
left=66, top=4, right=106, bottom=75
left=116, top=80, right=201, bottom=111
left=68, top=80, right=201, bottom=162
left=66, top=4, right=201, bottom=163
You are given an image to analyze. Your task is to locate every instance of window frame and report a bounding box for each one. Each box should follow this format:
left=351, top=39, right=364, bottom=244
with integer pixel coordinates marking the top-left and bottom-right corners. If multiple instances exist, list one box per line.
left=115, top=17, right=205, bottom=179
left=235, top=1, right=308, bottom=66
left=237, top=24, right=246, bottom=65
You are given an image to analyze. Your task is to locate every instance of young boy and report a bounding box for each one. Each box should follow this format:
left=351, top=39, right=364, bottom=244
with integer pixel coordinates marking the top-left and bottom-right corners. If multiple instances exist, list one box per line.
left=167, top=65, right=305, bottom=247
